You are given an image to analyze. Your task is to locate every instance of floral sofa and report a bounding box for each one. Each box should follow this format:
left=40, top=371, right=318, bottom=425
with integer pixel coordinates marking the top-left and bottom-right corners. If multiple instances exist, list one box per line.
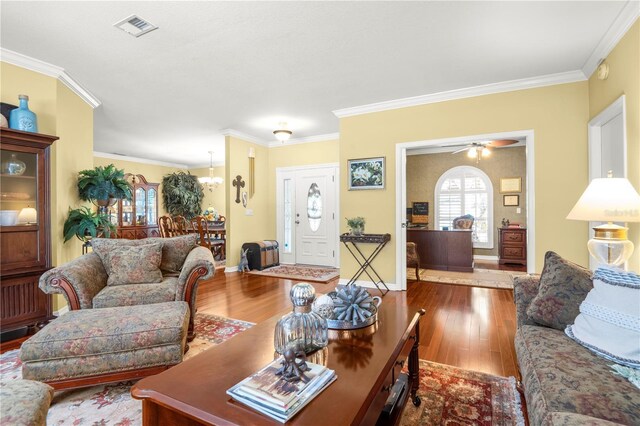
left=514, top=273, right=640, bottom=425
left=39, top=234, right=215, bottom=340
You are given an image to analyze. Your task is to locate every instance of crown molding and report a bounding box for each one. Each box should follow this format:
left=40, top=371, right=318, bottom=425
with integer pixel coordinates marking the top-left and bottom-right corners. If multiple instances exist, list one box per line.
left=93, top=151, right=188, bottom=169
left=220, top=129, right=269, bottom=147
left=1, top=48, right=101, bottom=109
left=406, top=140, right=525, bottom=156
left=582, top=1, right=639, bottom=78
left=332, top=70, right=587, bottom=118
left=268, top=132, right=340, bottom=148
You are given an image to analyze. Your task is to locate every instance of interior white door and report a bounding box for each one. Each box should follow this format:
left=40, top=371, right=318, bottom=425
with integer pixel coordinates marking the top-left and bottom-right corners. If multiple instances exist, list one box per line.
left=295, top=168, right=336, bottom=266
left=588, top=96, right=627, bottom=270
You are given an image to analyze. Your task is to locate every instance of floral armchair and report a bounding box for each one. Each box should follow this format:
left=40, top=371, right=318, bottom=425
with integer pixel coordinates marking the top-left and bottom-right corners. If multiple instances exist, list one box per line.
left=39, top=235, right=215, bottom=341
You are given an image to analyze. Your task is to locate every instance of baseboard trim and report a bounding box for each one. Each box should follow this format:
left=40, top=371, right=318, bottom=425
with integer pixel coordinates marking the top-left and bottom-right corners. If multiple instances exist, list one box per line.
left=337, top=278, right=402, bottom=292
left=225, top=266, right=239, bottom=273
left=473, top=255, right=499, bottom=261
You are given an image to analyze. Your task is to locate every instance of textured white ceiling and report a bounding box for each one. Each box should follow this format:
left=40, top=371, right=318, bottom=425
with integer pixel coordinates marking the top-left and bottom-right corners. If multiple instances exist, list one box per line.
left=0, top=1, right=630, bottom=167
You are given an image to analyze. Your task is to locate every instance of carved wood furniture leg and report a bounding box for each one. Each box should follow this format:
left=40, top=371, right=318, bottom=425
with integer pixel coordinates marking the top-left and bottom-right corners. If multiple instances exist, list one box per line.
left=410, top=309, right=426, bottom=406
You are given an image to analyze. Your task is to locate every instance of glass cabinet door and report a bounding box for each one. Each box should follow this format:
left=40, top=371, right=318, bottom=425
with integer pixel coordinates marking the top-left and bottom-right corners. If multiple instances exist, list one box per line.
left=122, top=198, right=133, bottom=226
left=135, top=187, right=147, bottom=226
left=147, top=188, right=157, bottom=225
left=0, top=149, right=38, bottom=227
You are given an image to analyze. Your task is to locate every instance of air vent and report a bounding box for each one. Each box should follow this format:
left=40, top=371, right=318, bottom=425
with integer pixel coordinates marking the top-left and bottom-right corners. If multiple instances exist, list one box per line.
left=113, top=15, right=158, bottom=38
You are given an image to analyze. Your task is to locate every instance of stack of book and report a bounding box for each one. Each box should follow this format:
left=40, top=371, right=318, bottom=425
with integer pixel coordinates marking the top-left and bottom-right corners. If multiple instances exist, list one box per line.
left=227, top=358, right=337, bottom=423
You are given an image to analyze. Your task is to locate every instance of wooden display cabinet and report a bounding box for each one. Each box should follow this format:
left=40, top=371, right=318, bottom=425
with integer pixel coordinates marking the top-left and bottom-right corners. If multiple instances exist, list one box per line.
left=109, top=173, right=160, bottom=239
left=0, top=128, right=58, bottom=334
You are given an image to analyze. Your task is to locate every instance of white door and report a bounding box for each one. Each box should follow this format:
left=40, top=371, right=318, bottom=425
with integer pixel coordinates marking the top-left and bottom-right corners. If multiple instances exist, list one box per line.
left=588, top=95, right=627, bottom=270
left=295, top=168, right=337, bottom=266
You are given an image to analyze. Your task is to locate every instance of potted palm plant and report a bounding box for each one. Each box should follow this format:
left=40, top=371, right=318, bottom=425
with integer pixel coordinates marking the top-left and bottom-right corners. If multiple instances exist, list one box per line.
left=77, top=164, right=132, bottom=213
left=63, top=206, right=116, bottom=243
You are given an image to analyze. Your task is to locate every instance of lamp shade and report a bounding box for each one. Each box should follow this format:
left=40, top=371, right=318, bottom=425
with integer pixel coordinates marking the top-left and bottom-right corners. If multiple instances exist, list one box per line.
left=566, top=177, right=640, bottom=223
left=18, top=207, right=37, bottom=224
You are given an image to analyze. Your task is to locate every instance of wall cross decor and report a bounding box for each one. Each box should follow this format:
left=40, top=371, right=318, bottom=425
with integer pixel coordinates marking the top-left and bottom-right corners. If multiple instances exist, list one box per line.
left=232, top=175, right=245, bottom=204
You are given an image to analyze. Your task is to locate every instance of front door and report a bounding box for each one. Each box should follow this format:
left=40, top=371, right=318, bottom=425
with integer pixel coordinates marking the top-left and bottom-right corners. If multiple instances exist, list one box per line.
left=294, top=168, right=337, bottom=266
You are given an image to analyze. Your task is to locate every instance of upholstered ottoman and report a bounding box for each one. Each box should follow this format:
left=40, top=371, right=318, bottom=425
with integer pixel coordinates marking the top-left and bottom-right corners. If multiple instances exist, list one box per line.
left=20, top=301, right=189, bottom=390
left=0, top=379, right=54, bottom=426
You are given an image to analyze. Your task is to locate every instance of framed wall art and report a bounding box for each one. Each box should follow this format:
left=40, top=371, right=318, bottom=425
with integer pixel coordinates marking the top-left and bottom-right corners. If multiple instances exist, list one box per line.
left=500, top=177, right=522, bottom=193
left=503, top=194, right=520, bottom=207
left=348, top=157, right=385, bottom=190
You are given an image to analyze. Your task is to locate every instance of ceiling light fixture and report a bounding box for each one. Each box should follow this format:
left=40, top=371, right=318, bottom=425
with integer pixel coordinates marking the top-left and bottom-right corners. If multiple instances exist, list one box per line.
left=273, top=122, right=292, bottom=143
left=198, top=151, right=223, bottom=191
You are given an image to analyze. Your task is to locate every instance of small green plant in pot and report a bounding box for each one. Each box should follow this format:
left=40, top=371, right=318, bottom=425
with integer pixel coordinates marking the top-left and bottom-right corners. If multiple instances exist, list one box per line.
left=77, top=164, right=132, bottom=213
left=63, top=207, right=116, bottom=243
left=346, top=217, right=365, bottom=235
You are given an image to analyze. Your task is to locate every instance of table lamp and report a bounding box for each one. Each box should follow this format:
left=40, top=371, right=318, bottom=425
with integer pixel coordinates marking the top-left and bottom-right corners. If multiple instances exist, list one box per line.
left=18, top=207, right=37, bottom=224
left=566, top=173, right=640, bottom=267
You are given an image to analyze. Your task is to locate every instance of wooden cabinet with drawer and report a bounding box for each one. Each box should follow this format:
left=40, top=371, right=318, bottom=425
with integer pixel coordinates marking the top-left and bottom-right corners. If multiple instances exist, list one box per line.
left=498, top=227, right=527, bottom=266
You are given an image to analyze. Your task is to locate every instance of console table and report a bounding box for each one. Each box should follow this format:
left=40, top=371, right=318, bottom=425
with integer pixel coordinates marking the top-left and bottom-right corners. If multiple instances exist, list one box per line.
left=132, top=291, right=425, bottom=425
left=340, top=233, right=391, bottom=295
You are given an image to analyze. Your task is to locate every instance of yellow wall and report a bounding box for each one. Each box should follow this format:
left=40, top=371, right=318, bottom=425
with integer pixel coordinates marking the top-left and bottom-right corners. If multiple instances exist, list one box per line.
left=225, top=136, right=270, bottom=265
left=340, top=82, right=590, bottom=283
left=190, top=166, right=226, bottom=218
left=1, top=62, right=94, bottom=311
left=407, top=146, right=527, bottom=256
left=588, top=19, right=640, bottom=270
left=267, top=140, right=339, bottom=238
left=93, top=156, right=183, bottom=217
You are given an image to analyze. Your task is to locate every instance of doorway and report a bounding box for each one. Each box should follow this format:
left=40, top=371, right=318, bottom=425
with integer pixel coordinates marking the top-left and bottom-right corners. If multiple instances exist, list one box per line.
left=276, top=164, right=340, bottom=267
left=395, top=130, right=536, bottom=289
left=588, top=95, right=627, bottom=270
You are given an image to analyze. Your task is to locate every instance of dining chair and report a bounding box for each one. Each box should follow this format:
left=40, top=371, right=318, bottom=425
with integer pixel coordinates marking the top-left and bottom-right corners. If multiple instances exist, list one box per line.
left=158, top=215, right=175, bottom=238
left=172, top=215, right=189, bottom=236
left=190, top=216, right=225, bottom=261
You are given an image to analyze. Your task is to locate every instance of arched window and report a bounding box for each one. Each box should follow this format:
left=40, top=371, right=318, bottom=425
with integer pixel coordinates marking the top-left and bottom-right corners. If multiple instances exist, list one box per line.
left=435, top=166, right=493, bottom=249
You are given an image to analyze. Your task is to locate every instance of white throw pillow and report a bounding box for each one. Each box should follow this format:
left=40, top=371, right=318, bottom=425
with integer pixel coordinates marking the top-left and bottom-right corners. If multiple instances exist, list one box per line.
left=565, top=267, right=640, bottom=368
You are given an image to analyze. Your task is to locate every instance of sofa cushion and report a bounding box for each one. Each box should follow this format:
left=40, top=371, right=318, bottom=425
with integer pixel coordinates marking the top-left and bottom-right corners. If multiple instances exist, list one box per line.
left=526, top=251, right=592, bottom=330
left=91, top=235, right=197, bottom=275
left=92, top=277, right=178, bottom=308
left=566, top=267, right=640, bottom=369
left=0, top=379, right=54, bottom=426
left=515, top=325, right=640, bottom=426
left=104, top=243, right=164, bottom=286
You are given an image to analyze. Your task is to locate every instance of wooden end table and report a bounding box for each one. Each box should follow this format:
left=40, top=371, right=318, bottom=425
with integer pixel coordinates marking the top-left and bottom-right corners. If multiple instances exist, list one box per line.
left=132, top=291, right=424, bottom=425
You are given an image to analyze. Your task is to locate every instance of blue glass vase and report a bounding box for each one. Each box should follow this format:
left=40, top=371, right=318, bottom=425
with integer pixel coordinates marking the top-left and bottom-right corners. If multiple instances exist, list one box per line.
left=9, top=95, right=38, bottom=133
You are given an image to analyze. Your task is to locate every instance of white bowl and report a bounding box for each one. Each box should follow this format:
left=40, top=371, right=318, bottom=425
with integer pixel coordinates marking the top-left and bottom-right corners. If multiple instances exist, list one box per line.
left=0, top=210, right=19, bottom=226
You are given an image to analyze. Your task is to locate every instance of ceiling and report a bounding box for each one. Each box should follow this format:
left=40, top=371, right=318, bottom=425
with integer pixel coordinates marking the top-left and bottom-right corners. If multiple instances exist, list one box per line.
left=0, top=1, right=633, bottom=167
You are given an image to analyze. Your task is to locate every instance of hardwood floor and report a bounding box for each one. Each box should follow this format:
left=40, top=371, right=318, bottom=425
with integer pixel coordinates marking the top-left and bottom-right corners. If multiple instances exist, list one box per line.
left=195, top=271, right=520, bottom=379
left=2, top=272, right=521, bottom=380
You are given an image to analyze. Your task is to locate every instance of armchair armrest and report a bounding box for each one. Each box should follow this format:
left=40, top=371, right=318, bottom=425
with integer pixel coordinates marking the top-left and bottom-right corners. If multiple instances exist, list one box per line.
left=39, top=253, right=108, bottom=310
left=177, top=246, right=216, bottom=305
left=513, top=274, right=541, bottom=328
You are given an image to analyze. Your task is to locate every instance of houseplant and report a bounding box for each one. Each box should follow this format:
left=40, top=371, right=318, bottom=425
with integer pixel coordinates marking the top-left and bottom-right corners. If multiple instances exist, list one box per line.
left=77, top=164, right=132, bottom=213
left=63, top=206, right=116, bottom=242
left=162, top=171, right=204, bottom=219
left=346, top=217, right=365, bottom=235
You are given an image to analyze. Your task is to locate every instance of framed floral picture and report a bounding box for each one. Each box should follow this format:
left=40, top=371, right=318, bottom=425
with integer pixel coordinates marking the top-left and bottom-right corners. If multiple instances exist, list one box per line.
left=348, top=157, right=385, bottom=190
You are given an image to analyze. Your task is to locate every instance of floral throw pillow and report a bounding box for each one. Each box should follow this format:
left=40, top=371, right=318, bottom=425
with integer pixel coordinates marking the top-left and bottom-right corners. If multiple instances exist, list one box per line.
left=105, top=243, right=164, bottom=286
left=526, top=251, right=593, bottom=330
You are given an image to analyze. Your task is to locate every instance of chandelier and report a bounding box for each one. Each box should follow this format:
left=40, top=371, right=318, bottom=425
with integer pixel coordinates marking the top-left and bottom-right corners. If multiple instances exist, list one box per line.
left=198, top=151, right=223, bottom=191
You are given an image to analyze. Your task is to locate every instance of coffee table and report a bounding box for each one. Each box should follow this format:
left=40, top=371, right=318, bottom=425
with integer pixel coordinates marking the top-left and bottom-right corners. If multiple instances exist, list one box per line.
left=132, top=291, right=424, bottom=425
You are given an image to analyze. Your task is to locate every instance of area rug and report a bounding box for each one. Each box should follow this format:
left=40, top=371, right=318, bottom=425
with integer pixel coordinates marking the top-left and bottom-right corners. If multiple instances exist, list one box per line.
left=248, top=264, right=340, bottom=283
left=400, top=360, right=525, bottom=426
left=0, top=313, right=253, bottom=426
left=408, top=268, right=527, bottom=289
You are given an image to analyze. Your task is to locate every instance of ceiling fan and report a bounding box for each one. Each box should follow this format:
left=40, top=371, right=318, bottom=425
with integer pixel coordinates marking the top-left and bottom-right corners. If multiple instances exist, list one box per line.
left=450, top=139, right=518, bottom=162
